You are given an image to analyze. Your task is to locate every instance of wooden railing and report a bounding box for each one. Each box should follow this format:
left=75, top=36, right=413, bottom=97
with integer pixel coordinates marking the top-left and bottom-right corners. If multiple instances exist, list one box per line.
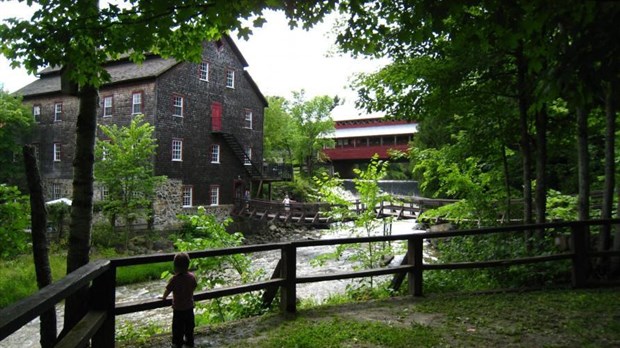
left=1, top=219, right=619, bottom=347
left=238, top=197, right=435, bottom=225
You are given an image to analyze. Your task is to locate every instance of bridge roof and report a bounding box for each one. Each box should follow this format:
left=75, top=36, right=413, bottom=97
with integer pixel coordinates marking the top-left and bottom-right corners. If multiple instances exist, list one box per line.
left=324, top=123, right=418, bottom=139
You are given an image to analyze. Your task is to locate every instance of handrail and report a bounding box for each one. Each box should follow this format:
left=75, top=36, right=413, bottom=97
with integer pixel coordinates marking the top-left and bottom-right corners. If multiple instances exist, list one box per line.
left=2, top=219, right=620, bottom=347
left=0, top=259, right=111, bottom=341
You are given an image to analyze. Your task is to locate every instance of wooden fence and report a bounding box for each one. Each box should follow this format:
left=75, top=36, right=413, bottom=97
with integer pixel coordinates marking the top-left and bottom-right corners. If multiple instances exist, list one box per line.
left=1, top=219, right=619, bottom=347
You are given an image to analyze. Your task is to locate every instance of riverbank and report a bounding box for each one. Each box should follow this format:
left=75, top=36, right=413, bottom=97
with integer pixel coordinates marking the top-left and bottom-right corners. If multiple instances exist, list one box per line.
left=120, top=286, right=620, bottom=347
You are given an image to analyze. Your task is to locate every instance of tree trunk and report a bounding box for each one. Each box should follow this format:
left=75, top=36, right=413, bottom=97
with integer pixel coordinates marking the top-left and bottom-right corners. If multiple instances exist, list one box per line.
left=63, top=84, right=98, bottom=332
left=612, top=186, right=620, bottom=274
left=599, top=83, right=615, bottom=252
left=501, top=144, right=511, bottom=223
left=576, top=106, right=590, bottom=222
left=23, top=145, right=57, bottom=348
left=535, top=105, right=548, bottom=239
left=516, top=45, right=533, bottom=249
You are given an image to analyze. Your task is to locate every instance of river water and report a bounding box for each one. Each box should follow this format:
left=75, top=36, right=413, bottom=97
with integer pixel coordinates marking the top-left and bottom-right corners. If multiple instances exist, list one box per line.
left=1, top=219, right=428, bottom=347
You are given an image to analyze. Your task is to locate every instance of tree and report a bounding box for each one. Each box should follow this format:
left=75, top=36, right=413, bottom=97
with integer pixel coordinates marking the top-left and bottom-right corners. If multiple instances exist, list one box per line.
left=0, top=90, right=33, bottom=189
left=289, top=90, right=339, bottom=177
left=1, top=0, right=338, bottom=330
left=314, top=156, right=395, bottom=293
left=94, top=115, right=165, bottom=247
left=263, top=96, right=297, bottom=163
left=23, top=145, right=56, bottom=348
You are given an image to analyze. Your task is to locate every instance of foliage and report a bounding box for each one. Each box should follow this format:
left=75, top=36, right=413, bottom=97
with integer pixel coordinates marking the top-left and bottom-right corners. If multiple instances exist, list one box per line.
left=546, top=189, right=578, bottom=221
left=0, top=184, right=30, bottom=259
left=412, top=145, right=507, bottom=226
left=116, top=322, right=165, bottom=344
left=289, top=90, right=339, bottom=177
left=264, top=91, right=338, bottom=178
left=313, top=156, right=398, bottom=292
left=94, top=115, right=165, bottom=241
left=0, top=90, right=33, bottom=188
left=171, top=207, right=268, bottom=324
left=426, top=231, right=572, bottom=291
left=263, top=96, right=297, bottom=163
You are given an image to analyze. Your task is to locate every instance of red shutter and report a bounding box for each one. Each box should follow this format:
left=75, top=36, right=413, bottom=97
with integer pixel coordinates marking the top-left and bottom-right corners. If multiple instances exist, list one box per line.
left=211, top=102, right=222, bottom=131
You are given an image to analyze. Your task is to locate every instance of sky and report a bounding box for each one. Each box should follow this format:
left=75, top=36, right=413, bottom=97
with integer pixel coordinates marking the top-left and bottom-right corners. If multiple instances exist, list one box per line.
left=0, top=3, right=387, bottom=120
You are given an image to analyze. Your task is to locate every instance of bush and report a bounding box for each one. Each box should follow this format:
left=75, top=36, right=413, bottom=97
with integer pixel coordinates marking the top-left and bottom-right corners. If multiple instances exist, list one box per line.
left=0, top=185, right=30, bottom=259
left=91, top=222, right=123, bottom=249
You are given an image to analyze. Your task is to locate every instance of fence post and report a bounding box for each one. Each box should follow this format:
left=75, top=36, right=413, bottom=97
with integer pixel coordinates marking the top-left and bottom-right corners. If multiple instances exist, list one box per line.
left=570, top=222, right=589, bottom=288
left=91, top=262, right=116, bottom=348
left=280, top=243, right=296, bottom=315
left=408, top=236, right=423, bottom=296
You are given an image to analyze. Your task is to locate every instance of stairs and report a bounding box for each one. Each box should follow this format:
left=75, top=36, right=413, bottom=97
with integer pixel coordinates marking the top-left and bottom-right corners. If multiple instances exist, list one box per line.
left=218, top=132, right=263, bottom=178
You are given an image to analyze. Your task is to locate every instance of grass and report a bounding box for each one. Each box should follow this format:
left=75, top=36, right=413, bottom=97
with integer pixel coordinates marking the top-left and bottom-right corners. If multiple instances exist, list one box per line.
left=255, top=317, right=440, bottom=348
left=217, top=287, right=620, bottom=348
left=0, top=250, right=171, bottom=308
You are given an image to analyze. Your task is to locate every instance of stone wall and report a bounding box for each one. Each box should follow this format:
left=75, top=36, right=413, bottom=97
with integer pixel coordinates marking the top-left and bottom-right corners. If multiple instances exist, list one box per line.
left=47, top=177, right=234, bottom=230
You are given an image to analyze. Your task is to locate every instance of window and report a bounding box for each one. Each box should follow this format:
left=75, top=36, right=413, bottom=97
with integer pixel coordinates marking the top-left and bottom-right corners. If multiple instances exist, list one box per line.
left=103, top=96, right=113, bottom=117
left=244, top=147, right=252, bottom=166
left=54, top=103, right=63, bottom=121
left=182, top=186, right=193, bottom=207
left=132, top=92, right=143, bottom=115
left=33, top=105, right=41, bottom=122
left=210, top=185, right=219, bottom=206
left=100, top=185, right=109, bottom=200
left=226, top=70, right=235, bottom=89
left=199, top=62, right=209, bottom=81
left=52, top=183, right=61, bottom=200
left=173, top=95, right=184, bottom=117
left=244, top=109, right=253, bottom=129
left=211, top=144, right=220, bottom=163
left=172, top=139, right=183, bottom=161
left=53, top=143, right=61, bottom=162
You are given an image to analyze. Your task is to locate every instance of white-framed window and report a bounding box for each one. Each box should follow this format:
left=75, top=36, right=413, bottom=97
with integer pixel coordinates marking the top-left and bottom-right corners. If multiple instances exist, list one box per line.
left=54, top=103, right=63, bottom=121
left=244, top=146, right=252, bottom=166
left=52, top=183, right=61, bottom=200
left=132, top=92, right=143, bottom=115
left=210, top=185, right=219, bottom=206
left=199, top=61, right=209, bottom=81
left=53, top=143, right=61, bottom=162
left=172, top=139, right=183, bottom=161
left=103, top=96, right=113, bottom=117
left=33, top=105, right=41, bottom=122
left=173, top=95, right=184, bottom=117
left=226, top=69, right=235, bottom=89
left=244, top=109, right=253, bottom=129
left=211, top=144, right=220, bottom=163
left=182, top=186, right=193, bottom=207
left=100, top=185, right=109, bottom=200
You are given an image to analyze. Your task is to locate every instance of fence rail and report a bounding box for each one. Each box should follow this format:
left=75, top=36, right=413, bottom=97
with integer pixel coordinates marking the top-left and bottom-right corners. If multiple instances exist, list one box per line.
left=1, top=219, right=620, bottom=347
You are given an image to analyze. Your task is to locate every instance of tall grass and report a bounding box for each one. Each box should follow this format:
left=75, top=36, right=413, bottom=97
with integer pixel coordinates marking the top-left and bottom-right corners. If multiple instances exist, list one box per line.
left=0, top=252, right=171, bottom=308
left=0, top=253, right=66, bottom=308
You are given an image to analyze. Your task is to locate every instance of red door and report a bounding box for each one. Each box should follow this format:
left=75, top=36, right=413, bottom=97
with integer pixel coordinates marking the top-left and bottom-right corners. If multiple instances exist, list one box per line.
left=211, top=102, right=222, bottom=131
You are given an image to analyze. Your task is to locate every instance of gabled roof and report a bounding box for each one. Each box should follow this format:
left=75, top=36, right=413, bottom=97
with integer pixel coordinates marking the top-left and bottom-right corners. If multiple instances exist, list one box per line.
left=14, top=56, right=180, bottom=97
left=13, top=34, right=254, bottom=98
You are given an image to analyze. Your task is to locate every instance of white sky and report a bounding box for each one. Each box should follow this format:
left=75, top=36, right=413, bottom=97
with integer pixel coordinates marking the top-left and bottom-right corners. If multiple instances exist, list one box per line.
left=0, top=3, right=387, bottom=120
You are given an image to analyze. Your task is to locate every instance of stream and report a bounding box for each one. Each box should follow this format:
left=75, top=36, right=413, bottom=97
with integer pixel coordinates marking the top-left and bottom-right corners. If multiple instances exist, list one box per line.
left=1, top=219, right=429, bottom=347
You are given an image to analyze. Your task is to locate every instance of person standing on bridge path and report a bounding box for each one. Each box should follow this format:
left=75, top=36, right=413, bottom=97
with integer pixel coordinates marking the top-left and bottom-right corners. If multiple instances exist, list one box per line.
left=162, top=252, right=197, bottom=348
left=283, top=194, right=291, bottom=211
